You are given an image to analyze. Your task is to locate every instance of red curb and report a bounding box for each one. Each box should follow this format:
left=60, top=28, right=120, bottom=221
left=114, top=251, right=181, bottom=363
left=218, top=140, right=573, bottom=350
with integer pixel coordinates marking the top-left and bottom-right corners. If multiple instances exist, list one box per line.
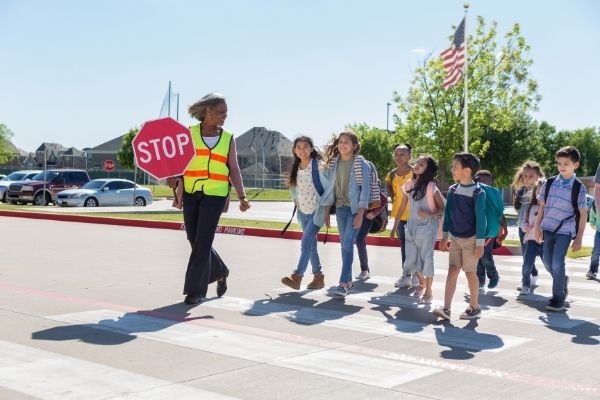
left=0, top=209, right=517, bottom=254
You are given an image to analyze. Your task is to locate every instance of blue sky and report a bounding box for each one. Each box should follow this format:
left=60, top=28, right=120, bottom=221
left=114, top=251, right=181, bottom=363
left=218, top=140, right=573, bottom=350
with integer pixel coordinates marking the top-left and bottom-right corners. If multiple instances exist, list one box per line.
left=1, top=0, right=599, bottom=152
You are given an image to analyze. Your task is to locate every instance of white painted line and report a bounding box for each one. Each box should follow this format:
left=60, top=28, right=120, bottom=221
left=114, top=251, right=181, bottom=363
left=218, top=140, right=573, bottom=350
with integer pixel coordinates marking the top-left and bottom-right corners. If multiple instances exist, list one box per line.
left=200, top=297, right=529, bottom=353
left=45, top=309, right=441, bottom=389
left=271, top=287, right=594, bottom=330
left=0, top=340, right=240, bottom=400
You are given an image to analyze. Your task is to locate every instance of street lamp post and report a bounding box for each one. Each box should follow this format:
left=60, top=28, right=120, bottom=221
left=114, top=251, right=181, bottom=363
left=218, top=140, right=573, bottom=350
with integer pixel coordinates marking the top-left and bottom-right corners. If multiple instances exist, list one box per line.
left=386, top=102, right=392, bottom=133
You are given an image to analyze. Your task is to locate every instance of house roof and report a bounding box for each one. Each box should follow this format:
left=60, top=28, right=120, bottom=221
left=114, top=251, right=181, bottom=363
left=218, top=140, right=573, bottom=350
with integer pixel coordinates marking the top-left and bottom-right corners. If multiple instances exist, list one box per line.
left=235, top=127, right=293, bottom=157
left=62, top=147, right=84, bottom=156
left=35, top=143, right=67, bottom=153
left=87, top=135, right=126, bottom=153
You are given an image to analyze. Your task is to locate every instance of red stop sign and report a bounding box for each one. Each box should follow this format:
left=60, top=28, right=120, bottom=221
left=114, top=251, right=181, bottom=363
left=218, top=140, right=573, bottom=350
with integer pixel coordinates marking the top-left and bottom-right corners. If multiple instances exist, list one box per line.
left=104, top=160, right=115, bottom=172
left=132, top=117, right=195, bottom=180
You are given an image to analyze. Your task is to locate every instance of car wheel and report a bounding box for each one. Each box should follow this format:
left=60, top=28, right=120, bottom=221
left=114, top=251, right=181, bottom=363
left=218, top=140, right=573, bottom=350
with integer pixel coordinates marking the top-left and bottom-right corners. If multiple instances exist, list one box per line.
left=134, top=196, right=146, bottom=207
left=34, top=192, right=50, bottom=206
left=84, top=197, right=99, bottom=207
left=1, top=192, right=6, bottom=203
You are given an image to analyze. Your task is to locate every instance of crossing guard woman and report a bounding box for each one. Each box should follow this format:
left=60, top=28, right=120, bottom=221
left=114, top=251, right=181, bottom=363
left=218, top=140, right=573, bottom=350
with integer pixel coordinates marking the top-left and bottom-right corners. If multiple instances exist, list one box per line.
left=182, top=93, right=250, bottom=305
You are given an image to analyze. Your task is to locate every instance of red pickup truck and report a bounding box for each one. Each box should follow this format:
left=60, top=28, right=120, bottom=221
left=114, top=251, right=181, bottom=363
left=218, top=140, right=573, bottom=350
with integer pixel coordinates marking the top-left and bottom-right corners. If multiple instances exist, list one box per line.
left=7, top=169, right=90, bottom=206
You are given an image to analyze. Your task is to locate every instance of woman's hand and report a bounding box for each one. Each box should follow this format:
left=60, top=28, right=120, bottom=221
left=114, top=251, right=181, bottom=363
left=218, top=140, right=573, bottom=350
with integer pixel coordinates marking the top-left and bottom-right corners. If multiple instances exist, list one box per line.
left=239, top=198, right=251, bottom=212
left=366, top=211, right=376, bottom=220
left=353, top=213, right=364, bottom=229
left=324, top=210, right=331, bottom=228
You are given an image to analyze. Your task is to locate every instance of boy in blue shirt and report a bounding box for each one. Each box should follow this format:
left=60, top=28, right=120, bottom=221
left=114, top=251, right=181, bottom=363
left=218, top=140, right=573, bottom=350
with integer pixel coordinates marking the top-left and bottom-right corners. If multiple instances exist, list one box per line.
left=534, top=146, right=587, bottom=311
left=433, top=153, right=486, bottom=320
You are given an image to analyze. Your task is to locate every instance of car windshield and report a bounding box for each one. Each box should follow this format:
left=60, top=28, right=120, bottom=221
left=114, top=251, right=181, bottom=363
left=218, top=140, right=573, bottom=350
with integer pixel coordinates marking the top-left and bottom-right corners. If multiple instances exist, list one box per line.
left=4, top=172, right=27, bottom=181
left=32, top=171, right=60, bottom=182
left=81, top=180, right=106, bottom=190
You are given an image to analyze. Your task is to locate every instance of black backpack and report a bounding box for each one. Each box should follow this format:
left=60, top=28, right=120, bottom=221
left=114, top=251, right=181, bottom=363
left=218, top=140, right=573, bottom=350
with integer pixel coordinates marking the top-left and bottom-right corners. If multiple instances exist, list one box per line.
left=543, top=176, right=583, bottom=238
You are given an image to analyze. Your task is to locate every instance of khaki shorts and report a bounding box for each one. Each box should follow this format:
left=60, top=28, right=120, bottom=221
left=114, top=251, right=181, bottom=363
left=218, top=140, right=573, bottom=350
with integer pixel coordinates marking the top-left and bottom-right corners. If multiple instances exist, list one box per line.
left=449, top=236, right=479, bottom=272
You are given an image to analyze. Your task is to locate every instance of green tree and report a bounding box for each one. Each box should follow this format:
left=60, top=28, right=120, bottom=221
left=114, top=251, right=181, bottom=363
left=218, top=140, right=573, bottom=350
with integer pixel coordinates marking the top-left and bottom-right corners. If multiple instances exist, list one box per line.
left=393, top=16, right=541, bottom=183
left=348, top=123, right=396, bottom=178
left=116, top=127, right=139, bottom=170
left=567, top=127, right=600, bottom=177
left=0, top=124, right=15, bottom=164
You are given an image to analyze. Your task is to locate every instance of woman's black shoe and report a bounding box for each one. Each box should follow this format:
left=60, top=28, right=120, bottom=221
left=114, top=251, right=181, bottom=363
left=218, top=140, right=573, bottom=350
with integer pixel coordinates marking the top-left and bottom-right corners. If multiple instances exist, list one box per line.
left=184, top=295, right=201, bottom=305
left=217, top=269, right=229, bottom=297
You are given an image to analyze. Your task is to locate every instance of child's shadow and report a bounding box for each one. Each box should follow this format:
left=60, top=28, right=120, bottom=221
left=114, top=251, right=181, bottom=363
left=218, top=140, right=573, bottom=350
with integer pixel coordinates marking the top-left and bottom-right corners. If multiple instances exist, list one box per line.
left=434, top=319, right=504, bottom=360
left=464, top=292, right=508, bottom=309
left=539, top=313, right=600, bottom=345
left=371, top=303, right=431, bottom=334
left=31, top=303, right=213, bottom=346
left=243, top=292, right=362, bottom=326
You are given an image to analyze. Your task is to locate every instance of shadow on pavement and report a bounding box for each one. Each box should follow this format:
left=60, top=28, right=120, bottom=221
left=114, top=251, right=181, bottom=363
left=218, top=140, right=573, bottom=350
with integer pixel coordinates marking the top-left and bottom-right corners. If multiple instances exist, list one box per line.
left=242, top=291, right=362, bottom=326
left=32, top=303, right=213, bottom=346
left=434, top=319, right=504, bottom=360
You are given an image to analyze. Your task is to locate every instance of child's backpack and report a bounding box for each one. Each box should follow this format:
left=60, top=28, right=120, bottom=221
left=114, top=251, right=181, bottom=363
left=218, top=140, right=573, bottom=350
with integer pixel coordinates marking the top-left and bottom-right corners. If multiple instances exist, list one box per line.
left=448, top=183, right=504, bottom=238
left=369, top=189, right=389, bottom=234
left=543, top=175, right=583, bottom=238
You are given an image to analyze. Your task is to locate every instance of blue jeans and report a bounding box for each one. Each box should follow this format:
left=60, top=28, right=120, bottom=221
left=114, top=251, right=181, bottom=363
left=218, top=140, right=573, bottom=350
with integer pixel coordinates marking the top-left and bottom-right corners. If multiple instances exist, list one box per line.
left=590, top=230, right=600, bottom=274
left=542, top=230, right=571, bottom=302
left=522, top=240, right=543, bottom=288
left=519, top=228, right=539, bottom=276
left=336, top=205, right=359, bottom=284
left=398, top=220, right=408, bottom=275
left=476, top=238, right=498, bottom=283
left=294, top=210, right=322, bottom=276
left=355, top=214, right=373, bottom=271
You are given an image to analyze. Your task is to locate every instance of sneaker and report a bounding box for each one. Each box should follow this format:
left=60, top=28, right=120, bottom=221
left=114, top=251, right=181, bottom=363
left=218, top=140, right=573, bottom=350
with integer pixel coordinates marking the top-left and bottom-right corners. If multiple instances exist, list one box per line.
left=459, top=306, right=482, bottom=319
left=519, top=286, right=531, bottom=295
left=487, top=276, right=499, bottom=289
left=530, top=274, right=539, bottom=286
left=394, top=276, right=412, bottom=288
left=411, top=274, right=420, bottom=288
left=478, top=282, right=485, bottom=291
left=564, top=275, right=569, bottom=298
left=432, top=306, right=451, bottom=320
left=333, top=284, right=352, bottom=298
left=356, top=270, right=370, bottom=280
left=545, top=297, right=565, bottom=311
left=586, top=271, right=597, bottom=280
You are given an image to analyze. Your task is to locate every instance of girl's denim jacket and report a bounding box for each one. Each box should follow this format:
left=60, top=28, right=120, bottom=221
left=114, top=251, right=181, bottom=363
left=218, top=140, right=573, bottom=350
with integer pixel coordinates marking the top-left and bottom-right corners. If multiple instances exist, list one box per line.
left=319, top=155, right=371, bottom=215
left=289, top=163, right=328, bottom=228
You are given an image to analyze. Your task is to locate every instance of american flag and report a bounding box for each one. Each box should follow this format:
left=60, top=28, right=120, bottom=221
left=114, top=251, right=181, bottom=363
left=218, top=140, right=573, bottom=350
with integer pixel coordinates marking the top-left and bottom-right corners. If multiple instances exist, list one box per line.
left=441, top=18, right=466, bottom=89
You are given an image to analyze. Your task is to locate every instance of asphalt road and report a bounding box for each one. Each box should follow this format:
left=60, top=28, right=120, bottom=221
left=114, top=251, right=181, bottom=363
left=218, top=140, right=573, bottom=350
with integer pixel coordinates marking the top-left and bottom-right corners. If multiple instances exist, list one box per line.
left=1, top=216, right=599, bottom=399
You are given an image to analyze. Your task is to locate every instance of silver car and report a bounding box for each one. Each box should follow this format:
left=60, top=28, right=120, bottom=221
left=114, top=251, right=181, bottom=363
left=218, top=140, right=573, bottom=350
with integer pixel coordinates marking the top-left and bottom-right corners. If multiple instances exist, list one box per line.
left=56, top=179, right=153, bottom=207
left=0, top=170, right=42, bottom=203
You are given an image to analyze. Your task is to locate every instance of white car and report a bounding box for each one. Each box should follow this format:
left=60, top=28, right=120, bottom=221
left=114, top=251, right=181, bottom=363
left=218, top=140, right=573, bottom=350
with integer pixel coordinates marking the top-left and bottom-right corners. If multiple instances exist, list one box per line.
left=56, top=179, right=153, bottom=207
left=0, top=170, right=42, bottom=203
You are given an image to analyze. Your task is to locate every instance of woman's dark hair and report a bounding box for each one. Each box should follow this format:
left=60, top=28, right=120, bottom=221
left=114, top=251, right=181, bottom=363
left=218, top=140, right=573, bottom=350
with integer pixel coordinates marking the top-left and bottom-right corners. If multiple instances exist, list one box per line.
left=188, top=93, right=226, bottom=121
left=287, top=136, right=320, bottom=187
left=407, top=156, right=438, bottom=201
left=323, top=131, right=361, bottom=165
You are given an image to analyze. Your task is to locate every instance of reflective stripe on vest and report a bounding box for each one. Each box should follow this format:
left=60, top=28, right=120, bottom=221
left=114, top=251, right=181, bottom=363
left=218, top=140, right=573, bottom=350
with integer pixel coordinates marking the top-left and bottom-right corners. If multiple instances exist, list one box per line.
left=183, top=124, right=232, bottom=196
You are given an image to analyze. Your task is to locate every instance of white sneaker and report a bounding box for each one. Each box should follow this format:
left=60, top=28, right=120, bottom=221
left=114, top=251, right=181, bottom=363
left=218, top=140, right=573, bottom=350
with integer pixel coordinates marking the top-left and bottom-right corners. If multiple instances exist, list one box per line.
left=356, top=270, right=370, bottom=280
left=586, top=271, right=597, bottom=280
left=394, top=276, right=412, bottom=288
left=530, top=275, right=539, bottom=286
left=411, top=274, right=420, bottom=288
left=519, top=287, right=531, bottom=295
left=333, top=283, right=352, bottom=298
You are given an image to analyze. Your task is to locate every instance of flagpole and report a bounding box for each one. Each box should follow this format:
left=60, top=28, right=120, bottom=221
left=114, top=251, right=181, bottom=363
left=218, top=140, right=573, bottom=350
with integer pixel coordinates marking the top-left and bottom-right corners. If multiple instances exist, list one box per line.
left=463, top=3, right=469, bottom=152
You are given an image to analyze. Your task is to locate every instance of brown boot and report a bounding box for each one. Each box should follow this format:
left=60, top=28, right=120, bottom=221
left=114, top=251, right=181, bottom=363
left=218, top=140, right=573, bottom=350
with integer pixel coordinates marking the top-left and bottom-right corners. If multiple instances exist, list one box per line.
left=281, top=273, right=303, bottom=290
left=306, top=273, right=325, bottom=289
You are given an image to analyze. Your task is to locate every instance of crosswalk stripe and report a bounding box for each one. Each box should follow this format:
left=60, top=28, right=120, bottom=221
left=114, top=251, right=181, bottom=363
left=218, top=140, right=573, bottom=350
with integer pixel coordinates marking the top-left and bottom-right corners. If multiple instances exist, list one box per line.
left=198, top=297, right=529, bottom=352
left=369, top=274, right=600, bottom=292
left=44, top=309, right=441, bottom=389
left=271, top=287, right=594, bottom=329
left=0, top=340, right=240, bottom=400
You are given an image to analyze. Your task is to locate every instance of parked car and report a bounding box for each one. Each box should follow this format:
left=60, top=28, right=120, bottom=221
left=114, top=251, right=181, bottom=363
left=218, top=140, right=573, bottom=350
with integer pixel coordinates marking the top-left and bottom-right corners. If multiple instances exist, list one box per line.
left=0, top=170, right=42, bottom=203
left=56, top=179, right=152, bottom=207
left=0, top=174, right=5, bottom=180
left=7, top=169, right=90, bottom=206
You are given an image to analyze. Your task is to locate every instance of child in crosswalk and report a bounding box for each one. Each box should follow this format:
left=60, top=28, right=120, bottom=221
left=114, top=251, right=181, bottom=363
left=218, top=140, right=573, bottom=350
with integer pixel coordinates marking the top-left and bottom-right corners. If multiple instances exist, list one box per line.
left=513, top=161, right=544, bottom=289
left=519, top=180, right=545, bottom=295
left=320, top=131, right=371, bottom=298
left=390, top=155, right=445, bottom=304
left=281, top=136, right=327, bottom=291
left=433, top=153, right=485, bottom=320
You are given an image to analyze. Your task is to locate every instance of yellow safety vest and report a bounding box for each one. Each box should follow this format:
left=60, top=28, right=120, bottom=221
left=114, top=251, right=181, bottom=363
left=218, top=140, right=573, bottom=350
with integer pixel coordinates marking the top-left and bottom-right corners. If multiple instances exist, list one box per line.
left=183, top=124, right=232, bottom=196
